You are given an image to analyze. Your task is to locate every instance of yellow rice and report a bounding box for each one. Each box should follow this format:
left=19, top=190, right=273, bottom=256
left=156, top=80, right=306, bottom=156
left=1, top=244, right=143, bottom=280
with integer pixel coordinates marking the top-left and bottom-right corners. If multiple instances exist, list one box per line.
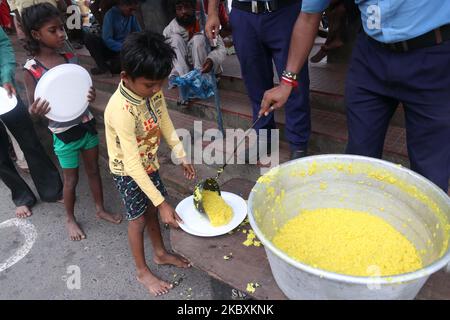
left=272, top=208, right=423, bottom=276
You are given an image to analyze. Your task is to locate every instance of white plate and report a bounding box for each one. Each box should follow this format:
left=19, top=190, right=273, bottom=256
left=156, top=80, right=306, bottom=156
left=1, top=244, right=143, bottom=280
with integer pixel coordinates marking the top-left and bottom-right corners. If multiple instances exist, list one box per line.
left=176, top=192, right=247, bottom=237
left=0, top=87, right=18, bottom=115
left=34, top=64, right=92, bottom=122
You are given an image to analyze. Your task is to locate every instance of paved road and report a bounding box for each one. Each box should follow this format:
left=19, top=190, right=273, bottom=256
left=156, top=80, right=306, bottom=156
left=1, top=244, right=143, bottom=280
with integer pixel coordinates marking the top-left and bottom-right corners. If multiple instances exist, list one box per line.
left=0, top=126, right=230, bottom=300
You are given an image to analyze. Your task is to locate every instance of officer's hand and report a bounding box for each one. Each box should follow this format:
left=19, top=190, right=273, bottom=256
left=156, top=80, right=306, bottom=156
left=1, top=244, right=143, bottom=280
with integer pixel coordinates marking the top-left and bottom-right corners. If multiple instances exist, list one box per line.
left=259, top=83, right=293, bottom=117
left=2, top=83, right=16, bottom=98
left=205, top=14, right=220, bottom=41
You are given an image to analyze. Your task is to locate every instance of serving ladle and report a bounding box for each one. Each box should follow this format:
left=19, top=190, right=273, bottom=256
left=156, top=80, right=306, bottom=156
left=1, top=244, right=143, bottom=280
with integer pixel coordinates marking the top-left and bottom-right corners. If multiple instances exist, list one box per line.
left=193, top=111, right=272, bottom=216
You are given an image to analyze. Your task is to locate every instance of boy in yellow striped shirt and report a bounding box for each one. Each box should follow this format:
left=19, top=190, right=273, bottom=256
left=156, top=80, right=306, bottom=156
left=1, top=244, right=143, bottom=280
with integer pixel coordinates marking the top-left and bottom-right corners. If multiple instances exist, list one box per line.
left=104, top=31, right=195, bottom=297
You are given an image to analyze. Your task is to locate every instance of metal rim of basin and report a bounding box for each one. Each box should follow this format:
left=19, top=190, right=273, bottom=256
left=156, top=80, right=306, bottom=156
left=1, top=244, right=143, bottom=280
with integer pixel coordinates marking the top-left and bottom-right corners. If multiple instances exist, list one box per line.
left=247, top=154, right=450, bottom=285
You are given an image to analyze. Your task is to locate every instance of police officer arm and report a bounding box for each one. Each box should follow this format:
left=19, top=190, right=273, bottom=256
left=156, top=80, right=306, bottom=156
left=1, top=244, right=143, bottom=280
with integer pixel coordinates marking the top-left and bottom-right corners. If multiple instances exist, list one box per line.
left=259, top=11, right=322, bottom=116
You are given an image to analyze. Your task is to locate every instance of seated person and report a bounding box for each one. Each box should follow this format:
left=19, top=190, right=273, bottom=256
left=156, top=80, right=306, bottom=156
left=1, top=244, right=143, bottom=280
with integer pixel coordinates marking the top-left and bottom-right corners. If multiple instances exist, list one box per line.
left=84, top=0, right=140, bottom=75
left=163, top=0, right=226, bottom=83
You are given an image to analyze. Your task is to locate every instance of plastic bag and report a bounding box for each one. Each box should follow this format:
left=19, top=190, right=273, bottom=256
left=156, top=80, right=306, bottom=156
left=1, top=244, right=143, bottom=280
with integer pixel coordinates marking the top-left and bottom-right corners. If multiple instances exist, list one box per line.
left=170, top=69, right=215, bottom=101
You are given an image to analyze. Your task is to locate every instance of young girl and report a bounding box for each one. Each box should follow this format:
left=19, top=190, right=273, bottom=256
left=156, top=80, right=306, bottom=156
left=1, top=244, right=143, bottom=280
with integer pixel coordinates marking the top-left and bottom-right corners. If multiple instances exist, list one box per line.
left=21, top=3, right=122, bottom=241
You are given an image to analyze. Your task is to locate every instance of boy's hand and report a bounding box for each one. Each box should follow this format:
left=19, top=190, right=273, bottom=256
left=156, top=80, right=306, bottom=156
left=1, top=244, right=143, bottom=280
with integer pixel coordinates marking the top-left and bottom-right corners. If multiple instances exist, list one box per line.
left=182, top=162, right=195, bottom=180
left=87, top=86, right=96, bottom=103
left=158, top=201, right=183, bottom=228
left=29, top=98, right=50, bottom=116
left=2, top=83, right=16, bottom=98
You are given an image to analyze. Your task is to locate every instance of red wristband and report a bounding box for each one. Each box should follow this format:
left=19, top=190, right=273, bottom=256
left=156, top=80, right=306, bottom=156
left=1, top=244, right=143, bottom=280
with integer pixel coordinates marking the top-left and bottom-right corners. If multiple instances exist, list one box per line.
left=281, top=76, right=298, bottom=88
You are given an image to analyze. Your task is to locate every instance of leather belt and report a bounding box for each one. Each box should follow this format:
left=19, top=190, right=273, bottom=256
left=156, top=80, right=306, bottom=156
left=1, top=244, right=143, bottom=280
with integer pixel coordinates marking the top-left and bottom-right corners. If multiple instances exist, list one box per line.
left=232, top=0, right=299, bottom=14
left=367, top=24, right=450, bottom=53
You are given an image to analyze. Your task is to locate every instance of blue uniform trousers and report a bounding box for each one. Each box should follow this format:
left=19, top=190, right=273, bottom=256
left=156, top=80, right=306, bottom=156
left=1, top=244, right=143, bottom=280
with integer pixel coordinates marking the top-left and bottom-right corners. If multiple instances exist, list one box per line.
left=230, top=2, right=311, bottom=151
left=346, top=33, right=450, bottom=192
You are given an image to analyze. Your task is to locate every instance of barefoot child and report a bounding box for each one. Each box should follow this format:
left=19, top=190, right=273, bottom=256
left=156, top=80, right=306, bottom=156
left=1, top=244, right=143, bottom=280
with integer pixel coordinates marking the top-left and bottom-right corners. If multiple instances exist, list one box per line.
left=104, top=31, right=196, bottom=296
left=21, top=3, right=122, bottom=241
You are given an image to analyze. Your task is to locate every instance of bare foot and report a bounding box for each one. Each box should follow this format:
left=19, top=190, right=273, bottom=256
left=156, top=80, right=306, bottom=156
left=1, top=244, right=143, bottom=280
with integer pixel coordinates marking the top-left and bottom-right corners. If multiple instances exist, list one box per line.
left=154, top=252, right=191, bottom=268
left=137, top=268, right=173, bottom=296
left=57, top=198, right=64, bottom=204
left=96, top=210, right=122, bottom=224
left=66, top=219, right=86, bottom=241
left=16, top=205, right=32, bottom=219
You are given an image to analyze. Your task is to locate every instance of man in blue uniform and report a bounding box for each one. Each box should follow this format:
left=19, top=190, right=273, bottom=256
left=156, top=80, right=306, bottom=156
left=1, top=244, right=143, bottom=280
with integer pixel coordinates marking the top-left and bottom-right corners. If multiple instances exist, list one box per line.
left=260, top=1, right=450, bottom=192
left=206, top=0, right=311, bottom=160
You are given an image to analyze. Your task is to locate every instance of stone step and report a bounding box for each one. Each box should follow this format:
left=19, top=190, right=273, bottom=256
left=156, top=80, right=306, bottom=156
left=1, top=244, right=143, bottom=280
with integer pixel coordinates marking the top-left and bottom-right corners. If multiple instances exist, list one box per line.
left=84, top=72, right=410, bottom=167
left=78, top=50, right=407, bottom=128
left=12, top=43, right=411, bottom=169
left=12, top=39, right=450, bottom=195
